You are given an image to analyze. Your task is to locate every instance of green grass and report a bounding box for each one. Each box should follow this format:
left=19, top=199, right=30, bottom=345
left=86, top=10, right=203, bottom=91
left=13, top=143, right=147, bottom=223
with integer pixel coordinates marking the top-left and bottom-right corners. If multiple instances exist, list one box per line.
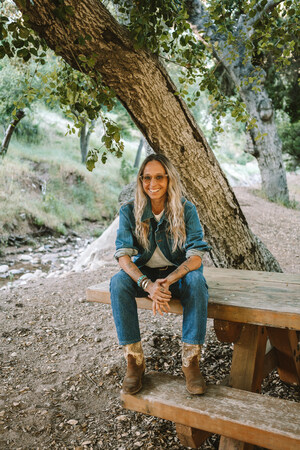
left=0, top=109, right=140, bottom=237
left=252, top=188, right=299, bottom=210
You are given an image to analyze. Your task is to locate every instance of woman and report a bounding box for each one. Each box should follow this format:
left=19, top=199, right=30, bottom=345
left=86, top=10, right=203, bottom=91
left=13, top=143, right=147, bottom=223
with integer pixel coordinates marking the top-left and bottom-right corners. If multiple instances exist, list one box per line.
left=110, top=154, right=210, bottom=395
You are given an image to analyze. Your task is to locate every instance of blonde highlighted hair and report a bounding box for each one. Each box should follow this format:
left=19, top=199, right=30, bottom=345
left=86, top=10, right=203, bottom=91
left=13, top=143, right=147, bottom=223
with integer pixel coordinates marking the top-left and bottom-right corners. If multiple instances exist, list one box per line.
left=134, top=154, right=186, bottom=252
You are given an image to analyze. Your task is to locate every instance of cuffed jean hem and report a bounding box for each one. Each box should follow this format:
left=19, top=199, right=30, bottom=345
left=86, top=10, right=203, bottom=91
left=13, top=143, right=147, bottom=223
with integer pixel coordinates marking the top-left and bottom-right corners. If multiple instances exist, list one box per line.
left=118, top=338, right=142, bottom=346
left=181, top=338, right=205, bottom=345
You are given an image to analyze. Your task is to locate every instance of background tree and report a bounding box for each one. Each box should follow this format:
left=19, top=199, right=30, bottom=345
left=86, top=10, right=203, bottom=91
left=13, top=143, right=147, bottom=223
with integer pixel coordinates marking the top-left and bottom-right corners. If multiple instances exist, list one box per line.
left=264, top=52, right=300, bottom=170
left=185, top=0, right=300, bottom=202
left=0, top=56, right=35, bottom=155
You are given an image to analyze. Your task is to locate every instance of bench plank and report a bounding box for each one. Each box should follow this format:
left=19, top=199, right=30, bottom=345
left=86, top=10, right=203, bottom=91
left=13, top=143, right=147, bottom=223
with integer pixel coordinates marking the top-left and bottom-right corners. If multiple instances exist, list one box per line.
left=86, top=272, right=300, bottom=330
left=121, top=372, right=300, bottom=450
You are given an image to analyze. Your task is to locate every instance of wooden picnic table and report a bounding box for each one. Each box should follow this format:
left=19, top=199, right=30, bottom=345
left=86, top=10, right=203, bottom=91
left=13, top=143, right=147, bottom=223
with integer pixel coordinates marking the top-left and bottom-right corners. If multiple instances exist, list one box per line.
left=87, top=267, right=300, bottom=449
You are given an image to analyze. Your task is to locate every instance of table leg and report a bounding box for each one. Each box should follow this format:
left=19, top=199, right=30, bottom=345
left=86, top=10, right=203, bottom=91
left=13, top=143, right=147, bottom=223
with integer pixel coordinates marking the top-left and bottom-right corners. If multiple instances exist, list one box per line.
left=267, top=328, right=300, bottom=385
left=218, top=324, right=268, bottom=450
left=175, top=423, right=211, bottom=448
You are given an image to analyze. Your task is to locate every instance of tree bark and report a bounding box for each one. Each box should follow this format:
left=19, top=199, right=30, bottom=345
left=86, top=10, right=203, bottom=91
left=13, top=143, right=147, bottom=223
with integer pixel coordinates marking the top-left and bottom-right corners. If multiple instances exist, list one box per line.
left=0, top=109, right=25, bottom=157
left=134, top=137, right=144, bottom=168
left=241, top=89, right=288, bottom=202
left=14, top=0, right=281, bottom=271
left=186, top=0, right=289, bottom=203
left=80, top=119, right=95, bottom=163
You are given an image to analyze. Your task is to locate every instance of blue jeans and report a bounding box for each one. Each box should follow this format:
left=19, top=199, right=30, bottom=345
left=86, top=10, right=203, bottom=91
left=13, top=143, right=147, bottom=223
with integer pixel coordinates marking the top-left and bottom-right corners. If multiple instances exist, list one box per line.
left=109, top=266, right=208, bottom=346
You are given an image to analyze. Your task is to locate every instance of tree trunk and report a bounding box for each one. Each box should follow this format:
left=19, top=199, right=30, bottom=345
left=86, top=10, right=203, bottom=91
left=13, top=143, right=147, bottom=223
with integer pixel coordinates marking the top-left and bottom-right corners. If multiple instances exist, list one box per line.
left=80, top=119, right=95, bottom=163
left=241, top=89, right=288, bottom=202
left=14, top=0, right=281, bottom=272
left=134, top=137, right=144, bottom=168
left=0, top=109, right=25, bottom=157
left=186, top=0, right=289, bottom=203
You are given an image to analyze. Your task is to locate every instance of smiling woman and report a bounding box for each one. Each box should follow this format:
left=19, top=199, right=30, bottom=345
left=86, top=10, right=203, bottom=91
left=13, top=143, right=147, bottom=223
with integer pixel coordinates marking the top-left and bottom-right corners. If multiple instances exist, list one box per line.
left=140, top=160, right=169, bottom=212
left=109, top=154, right=211, bottom=396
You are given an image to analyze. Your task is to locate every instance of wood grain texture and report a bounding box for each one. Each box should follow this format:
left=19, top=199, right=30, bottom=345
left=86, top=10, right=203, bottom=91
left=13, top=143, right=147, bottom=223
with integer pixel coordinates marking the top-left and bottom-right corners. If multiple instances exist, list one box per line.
left=175, top=423, right=211, bottom=448
left=121, top=373, right=300, bottom=450
left=86, top=268, right=300, bottom=330
left=267, top=328, right=300, bottom=384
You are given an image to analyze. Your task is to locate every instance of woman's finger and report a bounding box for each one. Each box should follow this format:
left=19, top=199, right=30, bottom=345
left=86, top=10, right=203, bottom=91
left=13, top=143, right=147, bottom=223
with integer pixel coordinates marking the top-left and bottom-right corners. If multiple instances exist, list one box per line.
left=156, top=297, right=171, bottom=304
left=152, top=300, right=156, bottom=316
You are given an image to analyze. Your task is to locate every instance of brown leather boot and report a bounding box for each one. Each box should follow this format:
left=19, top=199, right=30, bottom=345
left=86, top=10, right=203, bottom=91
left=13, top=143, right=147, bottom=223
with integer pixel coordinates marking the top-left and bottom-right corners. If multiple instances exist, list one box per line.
left=182, top=343, right=206, bottom=395
left=122, top=342, right=145, bottom=394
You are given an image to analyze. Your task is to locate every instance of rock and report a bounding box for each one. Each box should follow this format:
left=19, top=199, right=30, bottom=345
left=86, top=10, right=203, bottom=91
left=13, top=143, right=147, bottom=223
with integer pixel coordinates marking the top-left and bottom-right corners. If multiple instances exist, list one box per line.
left=116, top=415, right=128, bottom=422
left=73, top=217, right=119, bottom=272
left=19, top=270, right=46, bottom=282
left=67, top=419, right=78, bottom=425
left=9, top=269, right=25, bottom=275
left=118, top=182, right=136, bottom=205
left=19, top=255, right=33, bottom=262
left=0, top=265, right=9, bottom=273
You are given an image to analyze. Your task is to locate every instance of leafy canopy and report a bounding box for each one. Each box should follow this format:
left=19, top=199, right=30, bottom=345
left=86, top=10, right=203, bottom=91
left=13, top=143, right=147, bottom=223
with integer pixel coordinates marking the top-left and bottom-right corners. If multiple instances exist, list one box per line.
left=0, top=0, right=299, bottom=167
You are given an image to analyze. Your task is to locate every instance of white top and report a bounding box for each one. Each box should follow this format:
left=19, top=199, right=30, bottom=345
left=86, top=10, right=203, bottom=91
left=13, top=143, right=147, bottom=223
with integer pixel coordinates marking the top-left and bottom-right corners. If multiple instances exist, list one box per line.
left=145, top=211, right=174, bottom=268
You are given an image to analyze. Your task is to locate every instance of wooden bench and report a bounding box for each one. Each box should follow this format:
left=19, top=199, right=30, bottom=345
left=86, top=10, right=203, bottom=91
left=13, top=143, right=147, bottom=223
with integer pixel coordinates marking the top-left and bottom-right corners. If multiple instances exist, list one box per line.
left=87, top=267, right=300, bottom=449
left=122, top=372, right=300, bottom=450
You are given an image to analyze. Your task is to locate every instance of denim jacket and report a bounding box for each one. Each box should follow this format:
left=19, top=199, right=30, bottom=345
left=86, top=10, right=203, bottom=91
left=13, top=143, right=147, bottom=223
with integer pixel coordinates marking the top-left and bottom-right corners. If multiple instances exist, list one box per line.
left=114, top=197, right=211, bottom=269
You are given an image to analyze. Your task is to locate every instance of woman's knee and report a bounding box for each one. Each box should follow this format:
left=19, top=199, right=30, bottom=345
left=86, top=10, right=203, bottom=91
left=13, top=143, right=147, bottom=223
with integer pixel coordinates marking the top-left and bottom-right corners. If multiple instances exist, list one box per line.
left=110, top=270, right=136, bottom=295
left=184, top=269, right=207, bottom=290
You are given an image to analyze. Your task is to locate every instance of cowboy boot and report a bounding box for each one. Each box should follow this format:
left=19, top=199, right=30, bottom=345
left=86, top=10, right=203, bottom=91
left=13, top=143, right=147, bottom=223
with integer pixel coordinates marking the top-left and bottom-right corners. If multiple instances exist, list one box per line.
left=122, top=341, right=145, bottom=394
left=182, top=343, right=206, bottom=395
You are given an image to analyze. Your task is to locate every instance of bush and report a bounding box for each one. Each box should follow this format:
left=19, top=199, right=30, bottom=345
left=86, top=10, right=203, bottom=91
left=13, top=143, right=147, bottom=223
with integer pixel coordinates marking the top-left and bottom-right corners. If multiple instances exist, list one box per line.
left=278, top=121, right=300, bottom=170
left=14, top=116, right=42, bottom=145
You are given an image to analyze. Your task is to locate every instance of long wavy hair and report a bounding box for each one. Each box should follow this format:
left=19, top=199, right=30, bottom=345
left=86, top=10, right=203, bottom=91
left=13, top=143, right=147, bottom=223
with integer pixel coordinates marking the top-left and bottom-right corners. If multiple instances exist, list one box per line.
left=134, top=154, right=186, bottom=252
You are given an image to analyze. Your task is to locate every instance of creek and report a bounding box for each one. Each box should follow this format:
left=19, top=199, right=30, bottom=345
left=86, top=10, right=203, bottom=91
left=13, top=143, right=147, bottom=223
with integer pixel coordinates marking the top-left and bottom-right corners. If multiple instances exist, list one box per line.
left=0, top=234, right=92, bottom=290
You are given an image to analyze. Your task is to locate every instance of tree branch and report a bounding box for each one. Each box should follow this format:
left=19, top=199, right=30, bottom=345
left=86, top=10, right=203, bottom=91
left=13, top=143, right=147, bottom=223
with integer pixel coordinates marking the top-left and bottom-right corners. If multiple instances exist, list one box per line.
left=246, top=0, right=285, bottom=28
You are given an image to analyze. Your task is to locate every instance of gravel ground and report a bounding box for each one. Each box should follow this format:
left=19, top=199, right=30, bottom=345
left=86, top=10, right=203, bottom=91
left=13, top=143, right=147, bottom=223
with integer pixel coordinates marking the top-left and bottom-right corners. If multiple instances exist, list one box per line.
left=0, top=182, right=299, bottom=449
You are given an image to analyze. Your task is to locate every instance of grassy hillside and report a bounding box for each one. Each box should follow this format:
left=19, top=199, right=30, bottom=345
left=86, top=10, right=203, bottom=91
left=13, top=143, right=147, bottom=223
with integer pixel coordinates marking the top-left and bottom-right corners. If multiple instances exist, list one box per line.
left=0, top=109, right=139, bottom=239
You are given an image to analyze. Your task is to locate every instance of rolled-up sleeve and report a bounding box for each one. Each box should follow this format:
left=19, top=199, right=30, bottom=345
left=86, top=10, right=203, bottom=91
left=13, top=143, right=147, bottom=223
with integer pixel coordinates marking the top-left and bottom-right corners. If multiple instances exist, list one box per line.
left=114, top=204, right=139, bottom=261
left=184, top=203, right=211, bottom=259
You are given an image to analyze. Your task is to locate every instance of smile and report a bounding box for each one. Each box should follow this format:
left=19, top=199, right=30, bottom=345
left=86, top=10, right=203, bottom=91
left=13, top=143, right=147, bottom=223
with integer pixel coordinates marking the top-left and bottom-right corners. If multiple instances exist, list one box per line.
left=149, top=189, right=160, bottom=193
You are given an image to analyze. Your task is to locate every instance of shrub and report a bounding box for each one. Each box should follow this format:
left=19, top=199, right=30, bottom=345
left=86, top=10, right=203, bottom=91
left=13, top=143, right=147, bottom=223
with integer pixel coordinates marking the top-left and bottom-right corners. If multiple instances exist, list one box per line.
left=278, top=121, right=300, bottom=170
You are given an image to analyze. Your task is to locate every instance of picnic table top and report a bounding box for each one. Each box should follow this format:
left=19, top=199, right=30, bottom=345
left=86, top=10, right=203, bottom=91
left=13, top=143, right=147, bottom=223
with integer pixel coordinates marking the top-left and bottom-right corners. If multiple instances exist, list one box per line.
left=86, top=267, right=300, bottom=330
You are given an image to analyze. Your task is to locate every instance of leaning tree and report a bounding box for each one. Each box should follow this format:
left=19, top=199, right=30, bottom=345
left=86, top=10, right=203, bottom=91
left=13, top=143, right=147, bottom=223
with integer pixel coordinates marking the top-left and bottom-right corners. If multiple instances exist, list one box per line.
left=6, top=0, right=286, bottom=271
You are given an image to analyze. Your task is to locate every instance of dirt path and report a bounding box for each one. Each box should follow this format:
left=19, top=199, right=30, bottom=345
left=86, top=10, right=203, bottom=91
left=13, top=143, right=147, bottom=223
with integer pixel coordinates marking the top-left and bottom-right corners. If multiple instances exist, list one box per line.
left=0, top=184, right=299, bottom=449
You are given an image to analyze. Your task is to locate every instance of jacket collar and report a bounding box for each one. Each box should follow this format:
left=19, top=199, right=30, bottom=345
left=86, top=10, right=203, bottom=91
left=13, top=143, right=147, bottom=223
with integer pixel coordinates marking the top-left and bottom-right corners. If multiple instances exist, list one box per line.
left=141, top=197, right=169, bottom=223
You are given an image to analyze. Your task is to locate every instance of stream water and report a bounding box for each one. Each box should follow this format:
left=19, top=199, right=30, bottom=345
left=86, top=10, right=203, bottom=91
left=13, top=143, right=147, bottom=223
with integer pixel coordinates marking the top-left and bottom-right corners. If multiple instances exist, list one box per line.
left=0, top=235, right=92, bottom=290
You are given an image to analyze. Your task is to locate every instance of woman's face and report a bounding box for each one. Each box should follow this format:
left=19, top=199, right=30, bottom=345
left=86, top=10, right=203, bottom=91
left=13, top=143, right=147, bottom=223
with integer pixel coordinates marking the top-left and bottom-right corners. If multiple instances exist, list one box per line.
left=141, top=160, right=168, bottom=204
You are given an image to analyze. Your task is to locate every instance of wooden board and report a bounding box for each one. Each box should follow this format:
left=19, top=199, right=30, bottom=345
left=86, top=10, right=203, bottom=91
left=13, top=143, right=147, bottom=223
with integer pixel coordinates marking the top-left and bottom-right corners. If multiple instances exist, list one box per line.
left=203, top=267, right=300, bottom=285
left=86, top=273, right=300, bottom=330
left=121, top=372, right=300, bottom=450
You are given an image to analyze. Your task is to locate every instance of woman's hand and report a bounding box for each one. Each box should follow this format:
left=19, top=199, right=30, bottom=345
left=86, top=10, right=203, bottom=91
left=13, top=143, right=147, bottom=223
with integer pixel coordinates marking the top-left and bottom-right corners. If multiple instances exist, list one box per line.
left=146, top=279, right=171, bottom=316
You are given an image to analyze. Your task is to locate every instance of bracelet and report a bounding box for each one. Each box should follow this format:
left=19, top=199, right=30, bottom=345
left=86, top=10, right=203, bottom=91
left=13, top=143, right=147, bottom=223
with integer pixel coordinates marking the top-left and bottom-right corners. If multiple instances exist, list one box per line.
left=141, top=278, right=148, bottom=289
left=141, top=278, right=150, bottom=291
left=137, top=274, right=147, bottom=287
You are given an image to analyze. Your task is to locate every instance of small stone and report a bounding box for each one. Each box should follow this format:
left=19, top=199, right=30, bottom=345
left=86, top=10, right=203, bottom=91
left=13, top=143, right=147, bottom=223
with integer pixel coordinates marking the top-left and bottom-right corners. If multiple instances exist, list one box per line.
left=67, top=419, right=78, bottom=425
left=9, top=269, right=24, bottom=275
left=19, top=255, right=33, bottom=262
left=81, top=441, right=92, bottom=446
left=10, top=352, right=17, bottom=358
left=0, top=265, right=9, bottom=274
left=116, top=415, right=128, bottom=422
